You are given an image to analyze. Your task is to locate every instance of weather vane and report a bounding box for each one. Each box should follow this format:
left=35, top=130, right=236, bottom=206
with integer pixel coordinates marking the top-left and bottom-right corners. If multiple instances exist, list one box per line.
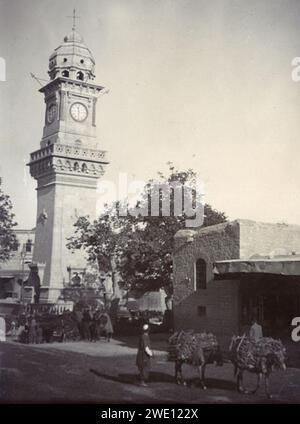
left=67, top=8, right=80, bottom=31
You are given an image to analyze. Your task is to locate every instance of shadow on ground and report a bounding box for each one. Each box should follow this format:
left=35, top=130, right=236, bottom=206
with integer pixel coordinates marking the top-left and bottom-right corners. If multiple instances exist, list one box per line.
left=89, top=368, right=236, bottom=392
left=90, top=368, right=173, bottom=385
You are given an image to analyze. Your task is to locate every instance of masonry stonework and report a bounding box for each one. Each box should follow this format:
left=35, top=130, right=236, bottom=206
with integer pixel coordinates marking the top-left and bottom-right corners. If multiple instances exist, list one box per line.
left=28, top=29, right=109, bottom=302
left=173, top=219, right=300, bottom=349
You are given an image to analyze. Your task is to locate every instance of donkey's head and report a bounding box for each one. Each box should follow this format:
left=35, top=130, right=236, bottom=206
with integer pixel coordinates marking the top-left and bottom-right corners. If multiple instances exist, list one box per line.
left=269, top=341, right=287, bottom=371
left=229, top=335, right=238, bottom=352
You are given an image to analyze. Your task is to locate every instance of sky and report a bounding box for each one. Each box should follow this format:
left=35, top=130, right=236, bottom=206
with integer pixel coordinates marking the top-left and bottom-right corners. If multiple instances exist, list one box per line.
left=1, top=0, right=300, bottom=228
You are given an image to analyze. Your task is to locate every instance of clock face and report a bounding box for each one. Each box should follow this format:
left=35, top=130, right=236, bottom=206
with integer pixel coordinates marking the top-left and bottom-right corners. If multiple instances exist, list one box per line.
left=70, top=102, right=88, bottom=122
left=47, top=104, right=57, bottom=124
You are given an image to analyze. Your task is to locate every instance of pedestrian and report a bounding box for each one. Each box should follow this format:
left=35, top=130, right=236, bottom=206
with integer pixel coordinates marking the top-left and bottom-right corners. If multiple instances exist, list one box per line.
left=22, top=322, right=30, bottom=344
left=0, top=315, right=6, bottom=342
left=92, top=308, right=101, bottom=341
left=136, top=324, right=153, bottom=386
left=82, top=307, right=92, bottom=341
left=100, top=311, right=114, bottom=342
left=88, top=307, right=94, bottom=341
left=90, top=309, right=97, bottom=342
left=249, top=317, right=263, bottom=342
left=10, top=320, right=17, bottom=338
left=29, top=315, right=37, bottom=344
left=74, top=308, right=83, bottom=339
left=36, top=323, right=43, bottom=344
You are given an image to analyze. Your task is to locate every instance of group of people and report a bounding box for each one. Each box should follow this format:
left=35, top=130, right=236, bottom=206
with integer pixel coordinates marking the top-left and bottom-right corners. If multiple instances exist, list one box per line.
left=14, top=313, right=44, bottom=344
left=74, top=306, right=114, bottom=342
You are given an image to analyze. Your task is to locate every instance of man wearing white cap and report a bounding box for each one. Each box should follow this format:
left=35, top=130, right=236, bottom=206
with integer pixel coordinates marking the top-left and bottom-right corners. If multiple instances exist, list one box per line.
left=136, top=324, right=153, bottom=386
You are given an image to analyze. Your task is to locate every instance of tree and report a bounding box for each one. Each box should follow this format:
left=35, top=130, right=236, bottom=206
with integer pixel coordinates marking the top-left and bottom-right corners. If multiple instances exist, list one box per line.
left=0, top=180, right=18, bottom=263
left=116, top=164, right=227, bottom=292
left=67, top=205, right=135, bottom=295
left=67, top=165, right=227, bottom=294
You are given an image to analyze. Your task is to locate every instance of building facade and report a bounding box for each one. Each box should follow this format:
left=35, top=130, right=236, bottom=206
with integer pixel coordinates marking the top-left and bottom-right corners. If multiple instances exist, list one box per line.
left=173, top=219, right=300, bottom=349
left=0, top=229, right=35, bottom=300
left=27, top=26, right=109, bottom=302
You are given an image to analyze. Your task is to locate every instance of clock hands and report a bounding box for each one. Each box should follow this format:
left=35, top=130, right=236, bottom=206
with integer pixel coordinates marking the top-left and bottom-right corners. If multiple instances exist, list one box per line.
left=70, top=102, right=87, bottom=121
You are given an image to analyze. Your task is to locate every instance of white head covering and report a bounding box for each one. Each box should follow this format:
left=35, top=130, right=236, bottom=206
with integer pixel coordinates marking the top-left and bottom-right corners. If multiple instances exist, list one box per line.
left=142, top=324, right=149, bottom=332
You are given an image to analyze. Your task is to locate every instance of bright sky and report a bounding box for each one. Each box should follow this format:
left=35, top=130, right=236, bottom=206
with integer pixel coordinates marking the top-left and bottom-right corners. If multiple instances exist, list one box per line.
left=1, top=0, right=300, bottom=228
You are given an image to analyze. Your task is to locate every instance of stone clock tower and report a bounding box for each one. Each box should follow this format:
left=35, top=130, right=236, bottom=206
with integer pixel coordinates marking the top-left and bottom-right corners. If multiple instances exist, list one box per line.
left=28, top=26, right=109, bottom=302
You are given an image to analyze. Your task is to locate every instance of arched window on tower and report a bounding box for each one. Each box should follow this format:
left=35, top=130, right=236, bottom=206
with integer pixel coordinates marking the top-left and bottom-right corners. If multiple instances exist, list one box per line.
left=195, top=258, right=207, bottom=290
left=62, top=70, right=69, bottom=77
left=76, top=71, right=84, bottom=81
left=81, top=163, right=87, bottom=173
left=73, top=162, right=79, bottom=171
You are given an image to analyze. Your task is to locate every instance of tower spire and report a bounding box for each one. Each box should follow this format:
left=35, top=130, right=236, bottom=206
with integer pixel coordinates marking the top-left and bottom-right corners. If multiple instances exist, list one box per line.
left=67, top=8, right=80, bottom=31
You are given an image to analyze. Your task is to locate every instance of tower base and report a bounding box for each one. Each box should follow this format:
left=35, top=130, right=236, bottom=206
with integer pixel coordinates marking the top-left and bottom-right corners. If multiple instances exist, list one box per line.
left=40, top=287, right=63, bottom=303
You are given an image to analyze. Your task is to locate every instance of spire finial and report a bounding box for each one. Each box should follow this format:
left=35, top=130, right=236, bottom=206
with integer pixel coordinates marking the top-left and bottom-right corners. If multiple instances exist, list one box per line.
left=67, top=8, right=80, bottom=31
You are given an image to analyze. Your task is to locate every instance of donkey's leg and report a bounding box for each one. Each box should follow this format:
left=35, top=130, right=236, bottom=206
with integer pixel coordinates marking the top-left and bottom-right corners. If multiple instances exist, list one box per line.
left=196, top=349, right=207, bottom=389
left=241, top=371, right=251, bottom=394
left=237, top=370, right=245, bottom=393
left=197, top=363, right=207, bottom=390
left=175, top=361, right=181, bottom=385
left=264, top=373, right=272, bottom=399
left=180, top=362, right=187, bottom=386
left=251, top=373, right=262, bottom=395
left=175, top=361, right=186, bottom=385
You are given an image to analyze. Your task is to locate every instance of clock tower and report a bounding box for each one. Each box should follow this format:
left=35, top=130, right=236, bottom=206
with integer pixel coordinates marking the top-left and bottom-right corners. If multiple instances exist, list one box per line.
left=28, top=24, right=109, bottom=302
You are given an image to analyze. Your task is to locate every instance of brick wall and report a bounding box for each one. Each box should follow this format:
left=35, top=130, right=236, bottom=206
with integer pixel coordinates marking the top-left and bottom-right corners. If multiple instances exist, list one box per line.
left=174, top=279, right=239, bottom=350
left=173, top=221, right=240, bottom=306
left=173, top=221, right=241, bottom=349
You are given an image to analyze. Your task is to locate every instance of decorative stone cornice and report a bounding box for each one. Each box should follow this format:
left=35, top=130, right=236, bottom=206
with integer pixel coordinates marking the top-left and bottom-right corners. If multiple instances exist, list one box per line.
left=40, top=77, right=104, bottom=99
left=28, top=143, right=108, bottom=180
left=30, top=143, right=107, bottom=163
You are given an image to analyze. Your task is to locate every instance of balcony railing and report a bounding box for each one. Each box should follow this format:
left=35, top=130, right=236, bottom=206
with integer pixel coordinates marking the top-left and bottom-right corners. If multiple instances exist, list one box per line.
left=30, top=143, right=108, bottom=164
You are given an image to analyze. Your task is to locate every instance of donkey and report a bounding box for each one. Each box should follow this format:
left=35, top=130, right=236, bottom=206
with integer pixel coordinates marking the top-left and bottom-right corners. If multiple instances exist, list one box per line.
left=168, top=330, right=223, bottom=390
left=229, top=335, right=286, bottom=398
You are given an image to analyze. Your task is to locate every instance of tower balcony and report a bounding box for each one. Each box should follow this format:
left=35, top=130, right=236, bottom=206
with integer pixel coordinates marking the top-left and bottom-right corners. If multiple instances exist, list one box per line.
left=28, top=143, right=109, bottom=180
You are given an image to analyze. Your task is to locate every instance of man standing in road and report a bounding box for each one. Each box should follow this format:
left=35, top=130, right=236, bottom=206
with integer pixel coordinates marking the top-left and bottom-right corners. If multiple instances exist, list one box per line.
left=136, top=324, right=153, bottom=387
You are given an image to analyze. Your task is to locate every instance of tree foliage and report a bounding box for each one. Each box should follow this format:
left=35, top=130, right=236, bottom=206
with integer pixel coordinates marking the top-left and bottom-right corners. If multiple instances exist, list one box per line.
left=67, top=165, right=227, bottom=293
left=0, top=181, right=18, bottom=263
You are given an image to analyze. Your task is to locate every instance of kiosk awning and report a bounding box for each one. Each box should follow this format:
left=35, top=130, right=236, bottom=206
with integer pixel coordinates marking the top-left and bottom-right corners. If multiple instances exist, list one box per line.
left=214, top=257, right=300, bottom=277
